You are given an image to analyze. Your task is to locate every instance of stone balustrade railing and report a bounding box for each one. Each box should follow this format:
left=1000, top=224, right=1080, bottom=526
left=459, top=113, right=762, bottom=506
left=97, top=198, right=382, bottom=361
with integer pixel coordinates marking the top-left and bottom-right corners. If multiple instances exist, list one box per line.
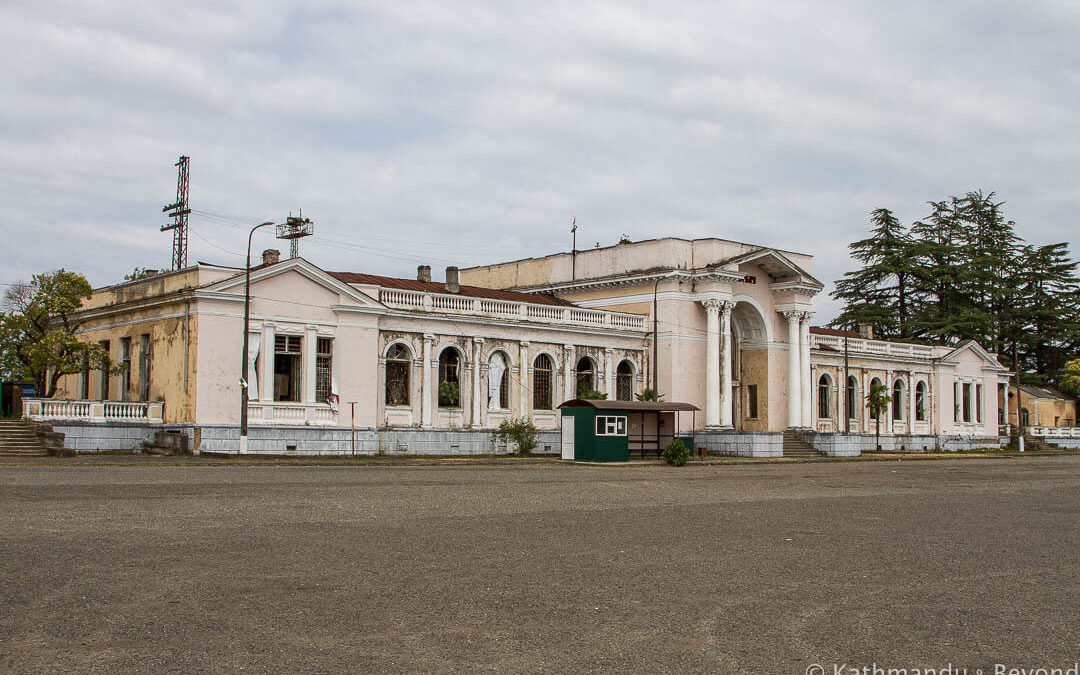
left=1029, top=426, right=1080, bottom=438
left=809, top=334, right=935, bottom=359
left=378, top=289, right=648, bottom=332
left=247, top=403, right=337, bottom=426
left=23, top=399, right=164, bottom=423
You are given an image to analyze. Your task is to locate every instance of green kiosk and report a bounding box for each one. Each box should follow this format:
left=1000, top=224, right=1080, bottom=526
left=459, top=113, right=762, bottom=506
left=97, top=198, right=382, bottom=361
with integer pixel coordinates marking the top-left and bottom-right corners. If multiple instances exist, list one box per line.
left=558, top=399, right=700, bottom=462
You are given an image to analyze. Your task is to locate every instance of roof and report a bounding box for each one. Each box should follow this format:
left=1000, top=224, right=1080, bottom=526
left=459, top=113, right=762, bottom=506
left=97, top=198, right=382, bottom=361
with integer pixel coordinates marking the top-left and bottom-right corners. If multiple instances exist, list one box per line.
left=1018, top=384, right=1075, bottom=401
left=327, top=272, right=574, bottom=307
left=558, top=399, right=701, bottom=412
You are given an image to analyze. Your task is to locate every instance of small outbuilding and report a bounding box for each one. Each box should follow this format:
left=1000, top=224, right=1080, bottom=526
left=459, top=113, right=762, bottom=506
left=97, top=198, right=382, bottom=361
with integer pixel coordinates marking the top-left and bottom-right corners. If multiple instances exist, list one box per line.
left=558, top=399, right=700, bottom=462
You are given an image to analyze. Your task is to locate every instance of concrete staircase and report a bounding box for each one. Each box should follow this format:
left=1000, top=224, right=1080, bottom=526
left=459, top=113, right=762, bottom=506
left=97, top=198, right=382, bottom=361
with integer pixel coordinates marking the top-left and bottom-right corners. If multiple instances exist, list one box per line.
left=782, top=431, right=822, bottom=458
left=0, top=419, right=56, bottom=457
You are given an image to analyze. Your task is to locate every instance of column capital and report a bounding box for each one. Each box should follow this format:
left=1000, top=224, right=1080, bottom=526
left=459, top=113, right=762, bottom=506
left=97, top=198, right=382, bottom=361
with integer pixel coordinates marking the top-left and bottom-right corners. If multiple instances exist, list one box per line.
left=473, top=337, right=485, bottom=345
left=701, top=298, right=735, bottom=313
left=563, top=344, right=574, bottom=352
left=520, top=340, right=530, bottom=348
left=604, top=347, right=614, bottom=354
left=423, top=333, right=435, bottom=343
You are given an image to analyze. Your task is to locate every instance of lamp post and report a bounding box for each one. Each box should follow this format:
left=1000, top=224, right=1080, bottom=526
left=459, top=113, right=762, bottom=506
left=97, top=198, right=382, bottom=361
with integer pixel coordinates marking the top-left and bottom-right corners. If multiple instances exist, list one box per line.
left=239, top=221, right=275, bottom=455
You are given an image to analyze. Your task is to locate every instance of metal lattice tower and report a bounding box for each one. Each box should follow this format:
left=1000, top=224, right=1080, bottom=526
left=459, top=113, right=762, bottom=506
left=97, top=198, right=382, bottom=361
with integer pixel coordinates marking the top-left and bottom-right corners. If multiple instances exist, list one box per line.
left=161, top=156, right=191, bottom=270
left=276, top=211, right=314, bottom=259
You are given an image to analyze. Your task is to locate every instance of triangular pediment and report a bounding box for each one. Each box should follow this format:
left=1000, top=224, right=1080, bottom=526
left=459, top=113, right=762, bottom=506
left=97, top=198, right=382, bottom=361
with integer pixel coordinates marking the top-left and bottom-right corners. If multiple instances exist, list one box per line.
left=197, top=257, right=385, bottom=311
left=939, top=340, right=1008, bottom=371
left=719, top=248, right=823, bottom=288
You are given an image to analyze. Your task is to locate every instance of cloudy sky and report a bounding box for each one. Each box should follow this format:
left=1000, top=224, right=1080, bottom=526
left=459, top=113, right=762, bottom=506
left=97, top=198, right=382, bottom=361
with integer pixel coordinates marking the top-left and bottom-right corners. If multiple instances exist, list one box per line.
left=2, top=0, right=1077, bottom=321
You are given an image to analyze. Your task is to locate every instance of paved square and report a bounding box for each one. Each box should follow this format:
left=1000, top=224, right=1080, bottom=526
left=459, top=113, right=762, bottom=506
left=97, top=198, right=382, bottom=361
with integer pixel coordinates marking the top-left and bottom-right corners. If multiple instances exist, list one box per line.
left=2, top=457, right=1079, bottom=673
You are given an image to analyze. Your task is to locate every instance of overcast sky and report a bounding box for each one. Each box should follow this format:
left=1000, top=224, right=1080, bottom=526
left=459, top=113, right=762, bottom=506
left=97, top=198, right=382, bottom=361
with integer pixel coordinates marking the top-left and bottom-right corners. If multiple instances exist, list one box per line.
left=2, top=0, right=1078, bottom=322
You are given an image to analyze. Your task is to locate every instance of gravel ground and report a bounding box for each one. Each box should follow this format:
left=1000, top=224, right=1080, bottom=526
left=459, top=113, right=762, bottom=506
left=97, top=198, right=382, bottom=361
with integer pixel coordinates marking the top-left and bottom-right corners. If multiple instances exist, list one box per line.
left=1, top=457, right=1078, bottom=674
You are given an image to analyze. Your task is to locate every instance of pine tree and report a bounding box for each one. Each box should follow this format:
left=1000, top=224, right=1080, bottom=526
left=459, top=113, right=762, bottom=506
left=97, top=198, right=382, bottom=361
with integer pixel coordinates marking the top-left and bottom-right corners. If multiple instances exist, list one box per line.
left=831, top=208, right=920, bottom=339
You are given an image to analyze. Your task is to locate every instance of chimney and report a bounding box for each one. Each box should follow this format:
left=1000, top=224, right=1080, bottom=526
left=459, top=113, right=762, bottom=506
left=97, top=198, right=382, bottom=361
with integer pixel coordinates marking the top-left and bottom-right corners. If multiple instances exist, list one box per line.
left=445, top=266, right=460, bottom=293
left=858, top=322, right=874, bottom=340
left=417, top=265, right=431, bottom=282
left=261, top=249, right=281, bottom=266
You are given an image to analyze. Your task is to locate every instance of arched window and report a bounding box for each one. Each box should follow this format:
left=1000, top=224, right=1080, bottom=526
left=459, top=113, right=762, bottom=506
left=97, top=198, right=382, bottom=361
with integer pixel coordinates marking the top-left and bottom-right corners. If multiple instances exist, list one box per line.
left=575, top=356, right=595, bottom=397
left=818, top=374, right=832, bottom=419
left=487, top=352, right=509, bottom=410
left=385, top=344, right=411, bottom=406
left=915, top=381, right=927, bottom=421
left=846, top=375, right=858, bottom=420
left=869, top=377, right=884, bottom=422
left=892, top=380, right=904, bottom=421
left=616, top=360, right=634, bottom=401
left=438, top=347, right=461, bottom=408
left=533, top=354, right=553, bottom=410
left=1020, top=407, right=1030, bottom=427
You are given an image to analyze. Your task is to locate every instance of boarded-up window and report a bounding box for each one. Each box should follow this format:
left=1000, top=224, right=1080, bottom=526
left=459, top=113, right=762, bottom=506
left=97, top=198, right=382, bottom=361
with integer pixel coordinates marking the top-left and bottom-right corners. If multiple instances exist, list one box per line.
left=746, top=384, right=758, bottom=419
left=386, top=344, right=410, bottom=406
left=616, top=360, right=633, bottom=401
left=533, top=354, right=553, bottom=410
left=316, top=337, right=333, bottom=404
left=274, top=335, right=302, bottom=402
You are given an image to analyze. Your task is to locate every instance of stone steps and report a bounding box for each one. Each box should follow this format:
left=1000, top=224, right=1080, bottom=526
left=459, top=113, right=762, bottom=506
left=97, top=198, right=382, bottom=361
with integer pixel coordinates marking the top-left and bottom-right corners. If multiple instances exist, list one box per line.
left=782, top=431, right=822, bottom=458
left=0, top=420, right=56, bottom=457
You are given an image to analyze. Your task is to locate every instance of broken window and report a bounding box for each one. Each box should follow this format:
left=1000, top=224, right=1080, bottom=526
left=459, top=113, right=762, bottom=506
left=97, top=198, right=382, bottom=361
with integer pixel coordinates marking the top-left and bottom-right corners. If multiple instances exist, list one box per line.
left=438, top=348, right=461, bottom=407
left=818, top=374, right=831, bottom=419
left=139, top=334, right=151, bottom=401
left=575, top=356, right=595, bottom=397
left=892, top=380, right=904, bottom=421
left=616, top=360, right=633, bottom=401
left=98, top=340, right=110, bottom=400
left=385, top=344, right=410, bottom=406
left=274, top=335, right=302, bottom=402
left=846, top=376, right=858, bottom=420
left=120, top=337, right=132, bottom=401
left=533, top=354, right=552, bottom=410
left=316, top=337, right=333, bottom=405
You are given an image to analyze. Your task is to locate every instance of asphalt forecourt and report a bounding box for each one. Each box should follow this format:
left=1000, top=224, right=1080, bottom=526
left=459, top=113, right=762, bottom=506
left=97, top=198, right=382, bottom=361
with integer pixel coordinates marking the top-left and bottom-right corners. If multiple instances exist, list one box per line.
left=2, top=458, right=1078, bottom=673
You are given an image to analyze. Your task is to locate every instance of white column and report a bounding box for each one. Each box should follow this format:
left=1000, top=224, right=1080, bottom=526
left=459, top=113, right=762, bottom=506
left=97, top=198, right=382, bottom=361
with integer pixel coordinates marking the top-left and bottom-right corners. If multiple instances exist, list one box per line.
left=719, top=301, right=734, bottom=427
left=908, top=372, right=916, bottom=429
left=519, top=341, right=529, bottom=418
left=885, top=370, right=893, bottom=435
left=799, top=313, right=812, bottom=428
left=704, top=300, right=721, bottom=427
left=604, top=347, right=616, bottom=401
left=563, top=345, right=574, bottom=402
left=472, top=338, right=483, bottom=428
left=303, top=326, right=318, bottom=404
left=422, top=334, right=434, bottom=428
left=784, top=311, right=801, bottom=429
left=862, top=371, right=870, bottom=433
left=261, top=323, right=275, bottom=402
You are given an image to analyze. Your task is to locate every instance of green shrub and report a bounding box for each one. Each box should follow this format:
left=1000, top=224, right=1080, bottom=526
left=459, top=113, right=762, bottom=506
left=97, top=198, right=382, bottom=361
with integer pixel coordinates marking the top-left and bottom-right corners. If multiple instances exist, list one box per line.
left=492, top=418, right=539, bottom=455
left=663, top=439, right=690, bottom=466
left=637, top=388, right=664, bottom=402
left=438, top=380, right=460, bottom=407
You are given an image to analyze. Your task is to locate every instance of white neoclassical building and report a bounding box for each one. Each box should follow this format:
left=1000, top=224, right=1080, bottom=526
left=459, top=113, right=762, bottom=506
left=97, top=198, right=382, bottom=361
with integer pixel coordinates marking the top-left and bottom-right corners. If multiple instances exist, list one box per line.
left=35, top=236, right=1008, bottom=456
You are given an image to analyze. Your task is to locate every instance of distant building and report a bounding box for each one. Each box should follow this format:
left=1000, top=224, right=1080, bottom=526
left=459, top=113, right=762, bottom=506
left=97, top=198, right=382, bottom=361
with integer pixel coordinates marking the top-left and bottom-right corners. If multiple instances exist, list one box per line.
left=1004, top=384, right=1077, bottom=429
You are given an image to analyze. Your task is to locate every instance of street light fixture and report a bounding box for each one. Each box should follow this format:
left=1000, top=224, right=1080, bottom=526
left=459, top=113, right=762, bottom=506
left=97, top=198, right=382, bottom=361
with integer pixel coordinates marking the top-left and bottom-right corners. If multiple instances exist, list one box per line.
left=239, top=220, right=275, bottom=455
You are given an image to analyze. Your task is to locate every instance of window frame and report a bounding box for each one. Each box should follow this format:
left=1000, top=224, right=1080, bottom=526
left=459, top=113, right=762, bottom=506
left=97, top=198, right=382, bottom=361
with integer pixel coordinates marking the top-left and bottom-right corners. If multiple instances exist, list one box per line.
left=316, top=337, right=333, bottom=405
left=594, top=415, right=627, bottom=437
left=532, top=354, right=553, bottom=411
left=385, top=343, right=411, bottom=407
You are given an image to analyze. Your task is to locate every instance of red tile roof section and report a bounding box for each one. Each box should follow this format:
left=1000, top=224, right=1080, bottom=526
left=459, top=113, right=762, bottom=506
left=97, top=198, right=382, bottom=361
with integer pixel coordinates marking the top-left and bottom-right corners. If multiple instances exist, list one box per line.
left=328, top=272, right=574, bottom=307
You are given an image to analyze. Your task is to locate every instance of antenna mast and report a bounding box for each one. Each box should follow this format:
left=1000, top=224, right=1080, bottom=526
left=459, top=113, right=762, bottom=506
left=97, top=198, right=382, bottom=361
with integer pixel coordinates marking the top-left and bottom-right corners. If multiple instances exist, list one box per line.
left=276, top=210, right=314, bottom=258
left=161, top=156, right=191, bottom=270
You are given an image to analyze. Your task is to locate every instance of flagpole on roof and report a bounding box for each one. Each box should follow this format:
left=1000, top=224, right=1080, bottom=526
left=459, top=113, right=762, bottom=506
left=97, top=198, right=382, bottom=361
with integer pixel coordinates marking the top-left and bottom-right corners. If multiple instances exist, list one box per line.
left=571, top=216, right=577, bottom=281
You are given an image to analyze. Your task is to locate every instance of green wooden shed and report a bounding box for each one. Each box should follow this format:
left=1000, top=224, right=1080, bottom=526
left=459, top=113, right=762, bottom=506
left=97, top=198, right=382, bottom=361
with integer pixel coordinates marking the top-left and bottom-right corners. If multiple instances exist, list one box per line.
left=558, top=399, right=700, bottom=462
